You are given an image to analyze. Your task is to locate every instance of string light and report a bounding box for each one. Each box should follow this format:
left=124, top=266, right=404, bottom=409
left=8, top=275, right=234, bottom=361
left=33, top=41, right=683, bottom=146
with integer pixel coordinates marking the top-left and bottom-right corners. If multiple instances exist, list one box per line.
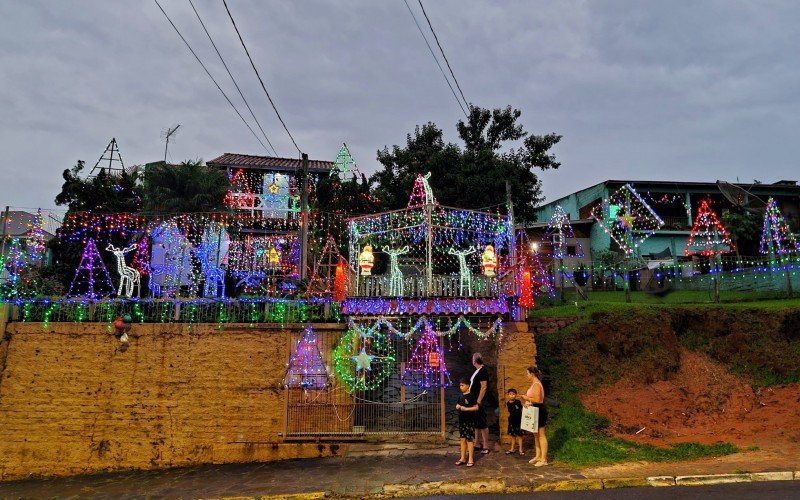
left=283, top=326, right=329, bottom=390
left=591, top=183, right=664, bottom=255
left=685, top=199, right=734, bottom=256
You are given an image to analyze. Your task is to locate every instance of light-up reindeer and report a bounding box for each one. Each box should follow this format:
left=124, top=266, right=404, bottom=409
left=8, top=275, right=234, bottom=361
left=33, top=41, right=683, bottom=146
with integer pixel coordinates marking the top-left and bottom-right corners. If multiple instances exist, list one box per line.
left=384, top=246, right=410, bottom=296
left=193, top=243, right=226, bottom=298
left=106, top=244, right=141, bottom=297
left=447, top=247, right=476, bottom=296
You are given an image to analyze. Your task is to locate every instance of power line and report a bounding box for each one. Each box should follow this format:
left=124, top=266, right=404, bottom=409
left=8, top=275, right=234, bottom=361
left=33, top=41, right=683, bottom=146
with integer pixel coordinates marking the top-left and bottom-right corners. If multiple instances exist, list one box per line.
left=417, top=0, right=469, bottom=110
left=153, top=0, right=272, bottom=155
left=402, top=0, right=467, bottom=118
left=188, top=0, right=279, bottom=156
left=221, top=0, right=302, bottom=155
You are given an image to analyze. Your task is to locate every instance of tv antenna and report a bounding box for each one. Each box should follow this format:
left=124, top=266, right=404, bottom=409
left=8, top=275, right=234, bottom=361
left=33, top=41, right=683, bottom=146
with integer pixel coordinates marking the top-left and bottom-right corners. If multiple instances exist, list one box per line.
left=89, top=137, right=126, bottom=177
left=716, top=180, right=767, bottom=214
left=161, top=124, right=181, bottom=162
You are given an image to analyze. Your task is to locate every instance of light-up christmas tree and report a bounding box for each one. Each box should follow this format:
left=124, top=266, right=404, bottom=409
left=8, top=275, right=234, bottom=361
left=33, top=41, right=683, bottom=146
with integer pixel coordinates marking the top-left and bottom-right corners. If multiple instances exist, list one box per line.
left=685, top=200, right=734, bottom=257
left=760, top=197, right=800, bottom=260
left=542, top=205, right=584, bottom=259
left=330, top=143, right=360, bottom=179
left=26, top=209, right=46, bottom=264
left=67, top=238, right=114, bottom=299
left=131, top=236, right=151, bottom=276
left=400, top=321, right=451, bottom=389
left=284, top=327, right=329, bottom=390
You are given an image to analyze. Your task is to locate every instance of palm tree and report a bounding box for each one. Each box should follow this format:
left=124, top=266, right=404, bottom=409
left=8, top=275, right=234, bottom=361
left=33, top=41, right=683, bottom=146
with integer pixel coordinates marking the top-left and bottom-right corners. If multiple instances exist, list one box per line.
left=142, top=160, right=230, bottom=213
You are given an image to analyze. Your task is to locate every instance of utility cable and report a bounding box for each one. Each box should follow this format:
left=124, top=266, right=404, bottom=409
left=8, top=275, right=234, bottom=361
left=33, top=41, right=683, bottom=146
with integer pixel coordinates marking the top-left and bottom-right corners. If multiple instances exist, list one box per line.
left=154, top=0, right=272, bottom=154
left=402, top=0, right=467, bottom=118
left=221, top=0, right=302, bottom=155
left=188, top=0, right=279, bottom=156
left=417, top=0, right=469, bottom=110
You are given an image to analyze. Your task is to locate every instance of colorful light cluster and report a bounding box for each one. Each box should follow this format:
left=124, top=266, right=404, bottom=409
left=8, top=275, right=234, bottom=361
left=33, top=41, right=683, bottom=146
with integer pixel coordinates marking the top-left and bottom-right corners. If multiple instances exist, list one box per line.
left=591, top=184, right=664, bottom=255
left=685, top=200, right=734, bottom=257
left=760, top=197, right=800, bottom=260
left=341, top=297, right=509, bottom=316
left=333, top=328, right=396, bottom=392
left=347, top=315, right=503, bottom=341
left=284, top=326, right=329, bottom=390
left=68, top=238, right=114, bottom=299
left=400, top=320, right=451, bottom=389
left=542, top=205, right=584, bottom=259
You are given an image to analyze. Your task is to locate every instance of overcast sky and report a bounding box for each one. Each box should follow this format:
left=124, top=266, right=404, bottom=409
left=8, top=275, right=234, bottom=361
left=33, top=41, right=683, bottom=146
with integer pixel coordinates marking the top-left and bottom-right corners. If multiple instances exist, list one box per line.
left=1, top=0, right=799, bottom=211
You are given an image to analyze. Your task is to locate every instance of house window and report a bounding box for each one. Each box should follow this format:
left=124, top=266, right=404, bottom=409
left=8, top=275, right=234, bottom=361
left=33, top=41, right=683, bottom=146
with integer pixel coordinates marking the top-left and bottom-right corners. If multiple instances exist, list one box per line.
left=567, top=245, right=577, bottom=256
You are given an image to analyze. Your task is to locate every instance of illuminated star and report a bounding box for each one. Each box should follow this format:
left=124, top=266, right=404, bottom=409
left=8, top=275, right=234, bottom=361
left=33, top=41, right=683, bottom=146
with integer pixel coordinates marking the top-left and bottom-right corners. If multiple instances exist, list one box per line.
left=352, top=348, right=375, bottom=372
left=267, top=181, right=280, bottom=194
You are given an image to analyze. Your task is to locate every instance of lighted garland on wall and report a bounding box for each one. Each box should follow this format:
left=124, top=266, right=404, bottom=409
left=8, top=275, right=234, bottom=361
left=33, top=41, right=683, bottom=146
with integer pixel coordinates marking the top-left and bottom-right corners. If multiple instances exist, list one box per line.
left=346, top=315, right=503, bottom=341
left=333, top=328, right=396, bottom=392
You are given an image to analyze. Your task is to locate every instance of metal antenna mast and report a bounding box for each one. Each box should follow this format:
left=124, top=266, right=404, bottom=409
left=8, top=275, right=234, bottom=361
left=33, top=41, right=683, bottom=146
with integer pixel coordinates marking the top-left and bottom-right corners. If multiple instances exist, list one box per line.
left=89, top=137, right=126, bottom=177
left=161, top=124, right=181, bottom=162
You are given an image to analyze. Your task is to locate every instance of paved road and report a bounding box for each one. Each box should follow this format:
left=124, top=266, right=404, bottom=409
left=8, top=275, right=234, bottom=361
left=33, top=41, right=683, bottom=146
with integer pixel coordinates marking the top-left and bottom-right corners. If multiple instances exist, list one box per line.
left=432, top=480, right=800, bottom=499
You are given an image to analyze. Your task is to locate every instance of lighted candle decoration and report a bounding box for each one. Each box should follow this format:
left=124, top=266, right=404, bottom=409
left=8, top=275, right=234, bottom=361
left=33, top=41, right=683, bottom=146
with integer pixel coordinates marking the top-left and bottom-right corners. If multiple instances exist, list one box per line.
left=283, top=326, right=329, bottom=390
left=400, top=320, right=451, bottom=389
left=685, top=200, right=734, bottom=257
left=591, top=184, right=664, bottom=255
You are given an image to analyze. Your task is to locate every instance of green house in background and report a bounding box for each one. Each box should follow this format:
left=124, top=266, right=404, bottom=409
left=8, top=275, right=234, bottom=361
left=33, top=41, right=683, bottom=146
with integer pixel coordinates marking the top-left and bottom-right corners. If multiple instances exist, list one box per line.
left=533, top=179, right=800, bottom=263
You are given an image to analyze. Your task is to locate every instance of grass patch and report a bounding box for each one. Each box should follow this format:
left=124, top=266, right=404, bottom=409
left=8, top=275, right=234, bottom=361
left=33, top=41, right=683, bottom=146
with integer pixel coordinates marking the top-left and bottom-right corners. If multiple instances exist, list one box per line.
left=557, top=437, right=738, bottom=468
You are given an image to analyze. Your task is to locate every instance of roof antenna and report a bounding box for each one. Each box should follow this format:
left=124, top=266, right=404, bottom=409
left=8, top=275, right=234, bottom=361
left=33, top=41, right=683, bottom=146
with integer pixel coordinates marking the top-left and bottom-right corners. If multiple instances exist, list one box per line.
left=161, top=124, right=181, bottom=162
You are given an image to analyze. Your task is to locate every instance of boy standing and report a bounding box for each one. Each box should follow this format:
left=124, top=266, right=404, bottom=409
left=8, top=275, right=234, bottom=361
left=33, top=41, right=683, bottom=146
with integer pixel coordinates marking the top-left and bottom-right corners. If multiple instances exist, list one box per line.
left=505, top=388, right=524, bottom=455
left=455, top=378, right=479, bottom=467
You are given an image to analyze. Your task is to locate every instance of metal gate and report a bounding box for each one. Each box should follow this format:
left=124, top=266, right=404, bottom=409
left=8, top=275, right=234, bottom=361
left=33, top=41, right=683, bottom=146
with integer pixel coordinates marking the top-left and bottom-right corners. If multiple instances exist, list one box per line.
left=285, top=327, right=449, bottom=438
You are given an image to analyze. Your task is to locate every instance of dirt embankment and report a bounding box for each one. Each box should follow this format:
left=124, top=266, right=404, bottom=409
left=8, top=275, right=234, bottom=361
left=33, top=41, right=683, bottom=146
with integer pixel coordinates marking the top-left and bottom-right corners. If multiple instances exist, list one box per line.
left=551, top=307, right=800, bottom=450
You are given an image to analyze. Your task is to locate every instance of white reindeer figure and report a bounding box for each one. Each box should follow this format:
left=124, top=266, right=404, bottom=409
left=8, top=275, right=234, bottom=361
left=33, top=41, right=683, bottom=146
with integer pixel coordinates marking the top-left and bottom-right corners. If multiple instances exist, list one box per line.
left=448, top=247, right=476, bottom=296
left=384, top=246, right=410, bottom=296
left=106, top=243, right=141, bottom=298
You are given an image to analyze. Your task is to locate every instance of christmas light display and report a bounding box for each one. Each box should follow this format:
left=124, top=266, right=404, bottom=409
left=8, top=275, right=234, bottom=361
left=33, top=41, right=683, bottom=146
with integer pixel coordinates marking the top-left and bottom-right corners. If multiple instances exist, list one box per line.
left=333, top=328, right=395, bottom=392
left=1, top=239, right=26, bottom=299
left=68, top=238, right=114, bottom=299
left=347, top=173, right=512, bottom=308
left=448, top=247, right=476, bottom=295
left=106, top=243, right=141, bottom=297
left=341, top=297, right=509, bottom=316
left=518, top=268, right=534, bottom=308
left=591, top=184, right=664, bottom=255
left=193, top=243, right=226, bottom=298
left=685, top=200, right=734, bottom=256
left=347, top=315, right=503, bottom=341
left=149, top=223, right=192, bottom=298
left=400, top=320, right=451, bottom=389
left=26, top=209, right=46, bottom=264
left=542, top=205, right=584, bottom=259
left=330, top=144, right=360, bottom=179
left=358, top=245, right=374, bottom=275
left=481, top=245, right=497, bottom=277
left=131, top=236, right=151, bottom=276
left=760, top=197, right=800, bottom=259
left=333, top=259, right=347, bottom=301
left=284, top=326, right=329, bottom=389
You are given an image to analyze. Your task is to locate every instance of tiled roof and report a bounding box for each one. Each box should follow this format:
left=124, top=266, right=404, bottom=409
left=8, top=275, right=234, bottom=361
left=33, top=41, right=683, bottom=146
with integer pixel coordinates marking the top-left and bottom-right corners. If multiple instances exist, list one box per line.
left=2, top=211, right=56, bottom=239
left=207, top=153, right=334, bottom=173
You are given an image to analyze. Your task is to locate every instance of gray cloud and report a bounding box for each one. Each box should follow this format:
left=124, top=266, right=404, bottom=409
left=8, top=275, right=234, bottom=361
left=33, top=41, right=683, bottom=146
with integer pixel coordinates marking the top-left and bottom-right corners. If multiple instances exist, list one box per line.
left=1, top=0, right=799, bottom=212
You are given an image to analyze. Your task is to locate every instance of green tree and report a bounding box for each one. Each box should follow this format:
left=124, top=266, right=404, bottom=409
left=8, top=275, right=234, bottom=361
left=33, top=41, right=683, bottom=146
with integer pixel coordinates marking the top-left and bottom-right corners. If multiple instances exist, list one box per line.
left=55, top=160, right=143, bottom=213
left=371, top=106, right=561, bottom=222
left=721, top=208, right=761, bottom=257
left=141, top=160, right=230, bottom=213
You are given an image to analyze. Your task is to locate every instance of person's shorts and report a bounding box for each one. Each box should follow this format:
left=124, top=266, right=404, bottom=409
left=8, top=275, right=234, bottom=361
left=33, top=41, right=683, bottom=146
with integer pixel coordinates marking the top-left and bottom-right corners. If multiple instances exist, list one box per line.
left=459, top=422, right=475, bottom=441
left=474, top=404, right=487, bottom=429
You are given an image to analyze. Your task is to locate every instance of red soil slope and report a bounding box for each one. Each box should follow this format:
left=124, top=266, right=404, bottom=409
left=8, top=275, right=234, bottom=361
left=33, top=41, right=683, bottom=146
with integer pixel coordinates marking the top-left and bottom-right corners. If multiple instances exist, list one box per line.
left=582, top=349, right=800, bottom=448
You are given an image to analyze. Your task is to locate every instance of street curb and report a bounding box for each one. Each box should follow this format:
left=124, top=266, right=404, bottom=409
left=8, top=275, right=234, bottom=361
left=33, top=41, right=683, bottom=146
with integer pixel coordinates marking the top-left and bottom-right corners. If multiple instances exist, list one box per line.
left=251, top=470, right=800, bottom=499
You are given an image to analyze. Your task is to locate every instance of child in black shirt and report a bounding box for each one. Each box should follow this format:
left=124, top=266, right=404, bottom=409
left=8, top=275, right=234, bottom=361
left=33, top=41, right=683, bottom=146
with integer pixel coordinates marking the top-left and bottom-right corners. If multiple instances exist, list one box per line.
left=505, top=388, right=524, bottom=455
left=455, top=378, right=479, bottom=467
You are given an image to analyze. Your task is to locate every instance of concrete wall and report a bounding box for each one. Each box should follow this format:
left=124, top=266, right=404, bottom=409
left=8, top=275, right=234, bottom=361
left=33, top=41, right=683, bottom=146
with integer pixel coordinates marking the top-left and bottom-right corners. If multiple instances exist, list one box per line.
left=0, top=321, right=346, bottom=480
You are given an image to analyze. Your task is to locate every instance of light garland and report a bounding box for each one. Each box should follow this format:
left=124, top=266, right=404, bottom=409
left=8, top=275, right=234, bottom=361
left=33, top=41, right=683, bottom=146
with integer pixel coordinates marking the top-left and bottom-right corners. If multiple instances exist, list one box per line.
left=333, top=328, right=395, bottom=392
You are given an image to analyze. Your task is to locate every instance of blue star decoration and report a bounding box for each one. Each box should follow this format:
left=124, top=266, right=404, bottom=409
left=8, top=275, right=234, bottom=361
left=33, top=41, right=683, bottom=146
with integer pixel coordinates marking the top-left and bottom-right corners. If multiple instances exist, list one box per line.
left=352, top=348, right=375, bottom=372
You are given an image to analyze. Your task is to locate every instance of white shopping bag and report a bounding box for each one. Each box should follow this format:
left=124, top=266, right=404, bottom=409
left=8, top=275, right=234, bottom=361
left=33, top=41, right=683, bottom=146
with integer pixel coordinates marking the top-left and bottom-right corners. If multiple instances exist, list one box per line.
left=521, top=405, right=539, bottom=433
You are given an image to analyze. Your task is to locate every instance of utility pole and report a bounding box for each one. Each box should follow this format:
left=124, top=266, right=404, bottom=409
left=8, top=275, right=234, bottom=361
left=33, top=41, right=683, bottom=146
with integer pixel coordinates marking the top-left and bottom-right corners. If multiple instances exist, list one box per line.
left=0, top=206, right=9, bottom=266
left=300, top=153, right=309, bottom=280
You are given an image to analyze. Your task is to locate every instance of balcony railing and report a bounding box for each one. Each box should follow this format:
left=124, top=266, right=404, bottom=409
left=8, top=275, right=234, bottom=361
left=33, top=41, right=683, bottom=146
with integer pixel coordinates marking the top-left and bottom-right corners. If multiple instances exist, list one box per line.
left=350, top=274, right=510, bottom=298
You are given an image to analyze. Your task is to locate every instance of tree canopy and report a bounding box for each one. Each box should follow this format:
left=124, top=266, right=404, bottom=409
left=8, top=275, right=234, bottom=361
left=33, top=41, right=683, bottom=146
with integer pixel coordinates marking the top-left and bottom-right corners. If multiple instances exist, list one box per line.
left=371, top=105, right=561, bottom=222
left=55, top=161, right=143, bottom=213
left=141, top=160, right=229, bottom=213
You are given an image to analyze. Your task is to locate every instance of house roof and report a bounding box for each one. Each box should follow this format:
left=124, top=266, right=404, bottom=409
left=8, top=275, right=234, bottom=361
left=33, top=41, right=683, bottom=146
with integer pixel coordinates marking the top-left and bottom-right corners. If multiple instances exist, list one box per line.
left=2, top=211, right=56, bottom=239
left=207, top=153, right=334, bottom=173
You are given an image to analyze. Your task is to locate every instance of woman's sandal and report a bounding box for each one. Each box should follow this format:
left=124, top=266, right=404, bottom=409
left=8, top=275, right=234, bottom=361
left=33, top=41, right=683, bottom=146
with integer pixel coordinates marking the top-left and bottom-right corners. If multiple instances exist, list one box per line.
left=466, top=462, right=474, bottom=467
left=455, top=460, right=466, bottom=466
left=505, top=450, right=514, bottom=455
left=519, top=451, right=525, bottom=456
left=480, top=449, right=490, bottom=454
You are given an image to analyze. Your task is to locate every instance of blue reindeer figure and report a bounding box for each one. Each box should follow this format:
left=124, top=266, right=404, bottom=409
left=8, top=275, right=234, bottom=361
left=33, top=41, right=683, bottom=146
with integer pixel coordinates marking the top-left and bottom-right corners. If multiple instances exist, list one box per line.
left=194, top=243, right=226, bottom=298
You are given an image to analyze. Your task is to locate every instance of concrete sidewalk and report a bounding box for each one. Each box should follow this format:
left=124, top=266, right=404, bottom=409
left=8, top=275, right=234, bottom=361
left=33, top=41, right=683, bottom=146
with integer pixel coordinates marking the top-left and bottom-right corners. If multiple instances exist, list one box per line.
left=0, top=447, right=797, bottom=499
left=0, top=450, right=583, bottom=499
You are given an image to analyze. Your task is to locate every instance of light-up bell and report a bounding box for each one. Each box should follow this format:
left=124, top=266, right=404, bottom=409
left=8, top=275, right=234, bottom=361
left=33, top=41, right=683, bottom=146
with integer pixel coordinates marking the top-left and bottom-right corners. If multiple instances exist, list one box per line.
left=359, top=245, right=375, bottom=276
left=482, top=245, right=497, bottom=277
